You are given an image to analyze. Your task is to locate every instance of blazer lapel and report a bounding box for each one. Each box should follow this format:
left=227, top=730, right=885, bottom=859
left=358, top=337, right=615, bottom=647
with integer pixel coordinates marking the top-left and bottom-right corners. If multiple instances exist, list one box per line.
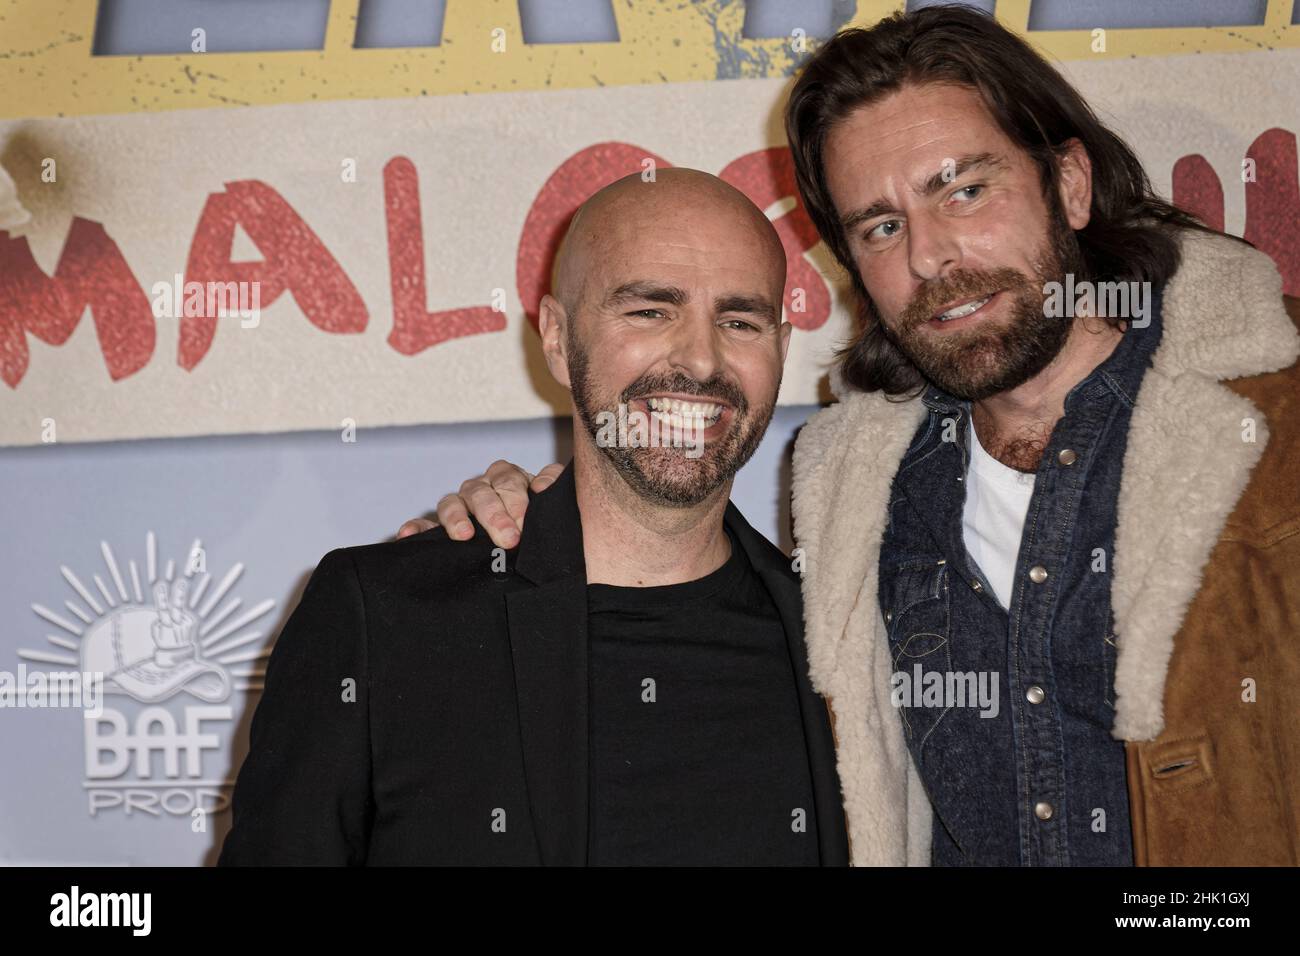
left=505, top=464, right=589, bottom=865
left=725, top=504, right=851, bottom=866
left=505, top=581, right=588, bottom=864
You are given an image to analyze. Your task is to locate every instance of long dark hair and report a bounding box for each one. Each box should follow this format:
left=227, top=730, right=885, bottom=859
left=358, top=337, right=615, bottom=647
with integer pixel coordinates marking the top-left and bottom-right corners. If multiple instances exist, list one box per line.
left=785, top=4, right=1222, bottom=397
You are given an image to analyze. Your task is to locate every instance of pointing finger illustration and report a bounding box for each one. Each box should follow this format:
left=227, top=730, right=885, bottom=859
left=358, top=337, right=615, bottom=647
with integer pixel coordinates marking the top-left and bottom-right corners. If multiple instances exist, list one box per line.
left=171, top=578, right=189, bottom=620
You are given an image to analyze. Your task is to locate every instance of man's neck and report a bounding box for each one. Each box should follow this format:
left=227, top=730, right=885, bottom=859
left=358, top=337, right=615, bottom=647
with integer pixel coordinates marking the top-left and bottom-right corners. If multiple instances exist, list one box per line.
left=970, top=316, right=1126, bottom=472
left=572, top=443, right=733, bottom=587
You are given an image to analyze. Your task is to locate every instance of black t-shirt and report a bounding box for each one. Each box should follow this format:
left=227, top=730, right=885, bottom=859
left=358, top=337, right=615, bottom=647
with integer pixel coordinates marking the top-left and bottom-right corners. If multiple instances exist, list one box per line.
left=585, top=528, right=820, bottom=866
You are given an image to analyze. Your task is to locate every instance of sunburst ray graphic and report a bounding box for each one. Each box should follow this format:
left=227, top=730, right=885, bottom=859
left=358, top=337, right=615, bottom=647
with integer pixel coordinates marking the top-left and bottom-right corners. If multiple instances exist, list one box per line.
left=19, top=532, right=275, bottom=699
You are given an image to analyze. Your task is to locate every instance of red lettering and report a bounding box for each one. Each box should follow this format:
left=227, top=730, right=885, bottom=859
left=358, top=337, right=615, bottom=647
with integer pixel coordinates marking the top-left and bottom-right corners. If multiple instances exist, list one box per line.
left=0, top=218, right=153, bottom=388
left=383, top=157, right=506, bottom=355
left=1173, top=128, right=1298, bottom=295
left=1171, top=154, right=1225, bottom=232
left=516, top=142, right=672, bottom=331
left=719, top=148, right=830, bottom=330
left=181, top=180, right=367, bottom=370
left=1242, top=129, right=1299, bottom=297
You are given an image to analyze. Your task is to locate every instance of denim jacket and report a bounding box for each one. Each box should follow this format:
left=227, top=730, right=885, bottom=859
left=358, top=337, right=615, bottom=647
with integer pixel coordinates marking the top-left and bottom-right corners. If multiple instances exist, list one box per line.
left=878, top=292, right=1164, bottom=865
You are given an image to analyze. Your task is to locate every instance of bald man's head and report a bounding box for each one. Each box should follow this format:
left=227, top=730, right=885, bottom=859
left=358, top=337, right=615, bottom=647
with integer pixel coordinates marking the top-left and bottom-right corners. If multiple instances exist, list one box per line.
left=552, top=168, right=786, bottom=317
left=537, top=167, right=793, bottom=509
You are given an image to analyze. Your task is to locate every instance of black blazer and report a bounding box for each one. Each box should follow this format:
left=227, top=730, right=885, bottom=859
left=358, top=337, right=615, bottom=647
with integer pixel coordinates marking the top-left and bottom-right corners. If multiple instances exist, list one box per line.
left=219, top=463, right=849, bottom=865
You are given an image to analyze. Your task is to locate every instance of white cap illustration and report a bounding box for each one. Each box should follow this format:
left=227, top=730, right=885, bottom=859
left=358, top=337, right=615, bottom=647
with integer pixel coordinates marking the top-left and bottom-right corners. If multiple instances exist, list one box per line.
left=81, top=579, right=231, bottom=703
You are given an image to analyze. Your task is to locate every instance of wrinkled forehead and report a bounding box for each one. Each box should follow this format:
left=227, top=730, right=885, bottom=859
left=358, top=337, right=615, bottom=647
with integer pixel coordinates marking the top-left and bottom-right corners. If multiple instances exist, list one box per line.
left=576, top=193, right=786, bottom=305
left=826, top=83, right=1023, bottom=191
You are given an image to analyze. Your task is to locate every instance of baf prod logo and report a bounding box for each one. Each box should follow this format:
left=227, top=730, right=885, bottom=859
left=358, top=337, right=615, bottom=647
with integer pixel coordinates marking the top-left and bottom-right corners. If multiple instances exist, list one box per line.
left=18, top=532, right=275, bottom=819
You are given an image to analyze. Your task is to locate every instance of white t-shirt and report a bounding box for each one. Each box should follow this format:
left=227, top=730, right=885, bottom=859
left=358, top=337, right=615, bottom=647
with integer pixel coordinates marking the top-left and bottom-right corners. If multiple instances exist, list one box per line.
left=961, top=415, right=1036, bottom=611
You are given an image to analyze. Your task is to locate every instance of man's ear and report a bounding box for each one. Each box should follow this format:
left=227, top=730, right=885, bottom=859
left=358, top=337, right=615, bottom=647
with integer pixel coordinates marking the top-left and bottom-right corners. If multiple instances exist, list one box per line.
left=538, top=294, right=571, bottom=389
left=778, top=319, right=793, bottom=365
left=1056, top=137, right=1093, bottom=231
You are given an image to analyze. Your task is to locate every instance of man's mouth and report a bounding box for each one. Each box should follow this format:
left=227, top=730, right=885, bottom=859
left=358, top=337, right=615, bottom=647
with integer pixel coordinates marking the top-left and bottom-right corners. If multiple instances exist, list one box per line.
left=929, top=291, right=999, bottom=328
left=627, top=395, right=731, bottom=434
left=646, top=396, right=725, bottom=427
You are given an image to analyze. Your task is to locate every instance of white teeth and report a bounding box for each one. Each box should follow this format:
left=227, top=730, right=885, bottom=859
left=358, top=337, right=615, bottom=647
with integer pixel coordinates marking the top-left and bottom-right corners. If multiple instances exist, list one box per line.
left=645, top=397, right=723, bottom=419
left=650, top=411, right=719, bottom=431
left=644, top=396, right=723, bottom=427
left=938, top=295, right=991, bottom=321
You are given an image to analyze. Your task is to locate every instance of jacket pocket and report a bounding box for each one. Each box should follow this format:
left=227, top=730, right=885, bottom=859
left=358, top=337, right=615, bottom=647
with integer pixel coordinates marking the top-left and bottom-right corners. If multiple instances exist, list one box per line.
left=881, top=558, right=953, bottom=762
left=1140, top=734, right=1215, bottom=796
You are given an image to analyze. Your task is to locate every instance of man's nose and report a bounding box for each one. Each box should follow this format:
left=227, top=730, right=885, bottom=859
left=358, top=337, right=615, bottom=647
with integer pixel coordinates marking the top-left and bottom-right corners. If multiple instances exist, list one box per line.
left=906, top=208, right=962, bottom=282
left=665, top=313, right=724, bottom=382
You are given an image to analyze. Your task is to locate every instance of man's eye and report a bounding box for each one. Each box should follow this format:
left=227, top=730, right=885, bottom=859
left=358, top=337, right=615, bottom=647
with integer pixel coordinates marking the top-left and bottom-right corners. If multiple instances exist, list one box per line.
left=952, top=184, right=983, bottom=202
left=866, top=219, right=902, bottom=242
left=722, top=319, right=760, bottom=332
left=629, top=309, right=666, bottom=318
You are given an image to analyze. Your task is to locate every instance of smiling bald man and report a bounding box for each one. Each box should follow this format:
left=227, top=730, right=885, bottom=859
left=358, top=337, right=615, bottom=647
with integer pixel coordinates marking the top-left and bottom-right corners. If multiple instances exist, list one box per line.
left=218, top=169, right=850, bottom=867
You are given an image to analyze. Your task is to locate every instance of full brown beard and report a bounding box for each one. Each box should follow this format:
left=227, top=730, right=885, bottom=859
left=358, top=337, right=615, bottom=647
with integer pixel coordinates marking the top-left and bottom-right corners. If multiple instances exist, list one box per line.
left=877, top=200, right=1085, bottom=402
left=566, top=328, right=776, bottom=507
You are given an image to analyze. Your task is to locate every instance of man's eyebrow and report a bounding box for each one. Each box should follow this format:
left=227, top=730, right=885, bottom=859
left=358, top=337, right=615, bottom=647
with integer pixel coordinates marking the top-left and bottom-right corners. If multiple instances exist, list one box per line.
left=918, top=151, right=1006, bottom=197
left=606, top=282, right=689, bottom=307
left=839, top=152, right=1008, bottom=233
left=605, top=282, right=776, bottom=323
left=714, top=293, right=778, bottom=324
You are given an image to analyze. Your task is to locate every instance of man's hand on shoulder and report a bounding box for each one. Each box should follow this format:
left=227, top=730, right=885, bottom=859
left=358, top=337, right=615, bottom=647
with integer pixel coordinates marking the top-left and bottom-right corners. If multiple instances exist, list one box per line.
left=396, top=460, right=563, bottom=548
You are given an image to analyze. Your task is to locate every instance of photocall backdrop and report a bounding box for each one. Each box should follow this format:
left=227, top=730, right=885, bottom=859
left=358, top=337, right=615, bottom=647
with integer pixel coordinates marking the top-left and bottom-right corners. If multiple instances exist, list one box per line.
left=1, top=0, right=1297, bottom=864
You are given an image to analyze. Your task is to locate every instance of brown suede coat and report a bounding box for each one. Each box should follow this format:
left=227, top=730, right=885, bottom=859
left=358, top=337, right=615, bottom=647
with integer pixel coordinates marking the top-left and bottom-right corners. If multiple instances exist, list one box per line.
left=1125, top=294, right=1300, bottom=866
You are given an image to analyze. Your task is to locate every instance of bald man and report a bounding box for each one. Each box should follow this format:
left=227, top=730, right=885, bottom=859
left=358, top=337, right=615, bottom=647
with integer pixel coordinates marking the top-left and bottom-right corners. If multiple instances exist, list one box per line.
left=218, top=169, right=850, bottom=866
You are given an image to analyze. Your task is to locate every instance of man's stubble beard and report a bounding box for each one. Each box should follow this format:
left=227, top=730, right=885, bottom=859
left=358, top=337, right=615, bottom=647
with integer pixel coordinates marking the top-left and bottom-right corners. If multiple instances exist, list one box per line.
left=566, top=327, right=777, bottom=507
left=875, top=198, right=1086, bottom=402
